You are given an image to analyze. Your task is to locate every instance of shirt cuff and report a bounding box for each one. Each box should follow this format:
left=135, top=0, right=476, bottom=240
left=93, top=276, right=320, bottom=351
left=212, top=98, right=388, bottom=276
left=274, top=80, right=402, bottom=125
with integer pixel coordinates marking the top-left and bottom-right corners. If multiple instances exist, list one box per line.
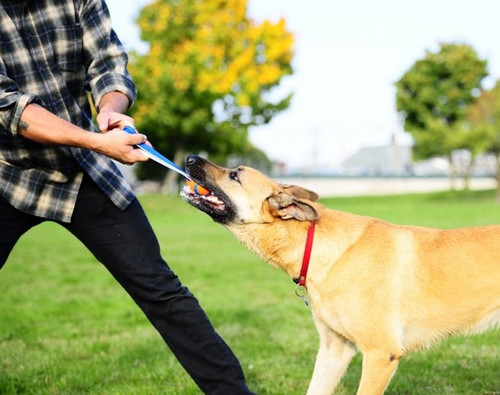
left=1, top=92, right=40, bottom=136
left=91, top=73, right=137, bottom=110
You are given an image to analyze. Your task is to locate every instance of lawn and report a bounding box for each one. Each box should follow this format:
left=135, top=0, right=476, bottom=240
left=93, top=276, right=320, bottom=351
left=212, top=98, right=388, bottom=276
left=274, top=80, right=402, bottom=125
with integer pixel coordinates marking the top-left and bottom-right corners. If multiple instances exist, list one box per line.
left=0, top=189, right=499, bottom=394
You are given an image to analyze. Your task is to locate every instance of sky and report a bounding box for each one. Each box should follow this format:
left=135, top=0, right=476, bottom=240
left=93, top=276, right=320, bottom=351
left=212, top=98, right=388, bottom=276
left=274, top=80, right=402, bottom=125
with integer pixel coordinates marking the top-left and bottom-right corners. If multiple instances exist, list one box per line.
left=106, top=0, right=500, bottom=172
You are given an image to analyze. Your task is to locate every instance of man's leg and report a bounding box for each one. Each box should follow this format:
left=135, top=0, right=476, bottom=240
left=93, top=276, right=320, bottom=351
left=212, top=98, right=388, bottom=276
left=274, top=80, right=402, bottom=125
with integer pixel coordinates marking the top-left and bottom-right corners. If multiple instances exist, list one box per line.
left=62, top=175, right=253, bottom=394
left=0, top=194, right=44, bottom=268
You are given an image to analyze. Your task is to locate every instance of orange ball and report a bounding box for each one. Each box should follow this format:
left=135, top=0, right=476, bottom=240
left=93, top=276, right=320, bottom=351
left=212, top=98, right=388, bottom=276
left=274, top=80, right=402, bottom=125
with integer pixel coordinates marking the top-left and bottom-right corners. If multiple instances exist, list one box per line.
left=186, top=180, right=210, bottom=195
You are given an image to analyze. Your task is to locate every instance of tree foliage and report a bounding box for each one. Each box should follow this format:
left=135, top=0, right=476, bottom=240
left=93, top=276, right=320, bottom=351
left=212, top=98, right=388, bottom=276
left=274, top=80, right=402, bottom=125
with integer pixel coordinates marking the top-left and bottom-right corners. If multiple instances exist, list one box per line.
left=466, top=81, right=500, bottom=152
left=465, top=80, right=500, bottom=200
left=395, top=43, right=488, bottom=161
left=129, top=0, right=293, bottom=188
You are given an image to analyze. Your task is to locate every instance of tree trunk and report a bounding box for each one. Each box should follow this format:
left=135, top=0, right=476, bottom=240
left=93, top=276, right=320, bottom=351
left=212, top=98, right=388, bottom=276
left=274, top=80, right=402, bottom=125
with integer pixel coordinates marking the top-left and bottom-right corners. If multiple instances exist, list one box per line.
left=462, top=156, right=475, bottom=191
left=448, top=155, right=457, bottom=190
left=495, top=152, right=500, bottom=203
left=161, top=149, right=187, bottom=195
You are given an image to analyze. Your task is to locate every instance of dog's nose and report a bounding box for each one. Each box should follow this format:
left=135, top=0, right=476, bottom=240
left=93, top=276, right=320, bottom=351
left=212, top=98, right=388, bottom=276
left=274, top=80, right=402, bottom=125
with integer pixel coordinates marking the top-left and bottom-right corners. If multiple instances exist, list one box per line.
left=185, top=154, right=199, bottom=167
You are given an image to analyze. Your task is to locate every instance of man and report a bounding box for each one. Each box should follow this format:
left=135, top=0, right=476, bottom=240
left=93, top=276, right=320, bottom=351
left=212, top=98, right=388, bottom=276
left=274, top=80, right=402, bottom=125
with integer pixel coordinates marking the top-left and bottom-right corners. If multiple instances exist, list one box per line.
left=0, top=1, right=254, bottom=393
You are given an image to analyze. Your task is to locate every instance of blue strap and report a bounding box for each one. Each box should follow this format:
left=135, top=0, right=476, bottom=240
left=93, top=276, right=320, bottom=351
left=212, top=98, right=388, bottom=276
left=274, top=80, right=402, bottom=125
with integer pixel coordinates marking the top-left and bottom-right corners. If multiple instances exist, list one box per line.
left=123, top=126, right=191, bottom=179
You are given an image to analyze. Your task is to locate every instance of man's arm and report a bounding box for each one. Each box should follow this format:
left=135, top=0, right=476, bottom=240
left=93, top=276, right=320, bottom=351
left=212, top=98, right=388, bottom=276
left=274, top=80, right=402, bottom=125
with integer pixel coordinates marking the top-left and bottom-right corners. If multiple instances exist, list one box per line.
left=18, top=93, right=148, bottom=165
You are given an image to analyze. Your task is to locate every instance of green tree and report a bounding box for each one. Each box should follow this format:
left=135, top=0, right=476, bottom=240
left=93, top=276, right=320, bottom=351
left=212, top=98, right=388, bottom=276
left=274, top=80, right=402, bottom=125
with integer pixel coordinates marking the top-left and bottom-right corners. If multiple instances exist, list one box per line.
left=465, top=80, right=500, bottom=201
left=395, top=43, right=488, bottom=188
left=129, top=0, right=293, bottom=192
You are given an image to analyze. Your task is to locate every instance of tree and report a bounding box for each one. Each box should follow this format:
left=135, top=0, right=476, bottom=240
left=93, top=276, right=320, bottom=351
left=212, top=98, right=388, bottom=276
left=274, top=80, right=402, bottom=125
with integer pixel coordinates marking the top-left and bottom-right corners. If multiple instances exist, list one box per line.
left=129, top=0, right=293, bottom=192
left=465, top=80, right=500, bottom=201
left=395, top=43, right=488, bottom=188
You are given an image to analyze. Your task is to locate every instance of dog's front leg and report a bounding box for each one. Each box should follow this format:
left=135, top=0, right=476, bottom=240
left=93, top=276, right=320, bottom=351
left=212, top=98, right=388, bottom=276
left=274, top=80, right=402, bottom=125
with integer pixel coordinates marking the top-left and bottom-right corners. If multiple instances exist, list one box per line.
left=306, top=319, right=356, bottom=395
left=356, top=349, right=402, bottom=395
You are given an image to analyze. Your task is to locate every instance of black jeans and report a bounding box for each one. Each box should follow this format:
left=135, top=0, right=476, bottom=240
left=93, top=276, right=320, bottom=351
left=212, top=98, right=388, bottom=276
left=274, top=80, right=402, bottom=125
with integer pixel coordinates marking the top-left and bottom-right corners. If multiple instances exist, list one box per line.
left=0, top=174, right=253, bottom=394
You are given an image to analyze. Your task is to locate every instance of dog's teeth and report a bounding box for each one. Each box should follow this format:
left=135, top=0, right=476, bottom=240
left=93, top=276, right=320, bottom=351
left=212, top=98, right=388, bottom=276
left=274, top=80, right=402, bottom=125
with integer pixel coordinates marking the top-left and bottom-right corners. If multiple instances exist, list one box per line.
left=204, top=195, right=223, bottom=205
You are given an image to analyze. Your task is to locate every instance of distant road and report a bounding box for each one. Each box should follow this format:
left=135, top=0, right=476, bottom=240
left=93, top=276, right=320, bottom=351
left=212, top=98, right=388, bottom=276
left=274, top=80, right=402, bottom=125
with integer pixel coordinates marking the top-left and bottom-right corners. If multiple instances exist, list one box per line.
left=274, top=177, right=496, bottom=198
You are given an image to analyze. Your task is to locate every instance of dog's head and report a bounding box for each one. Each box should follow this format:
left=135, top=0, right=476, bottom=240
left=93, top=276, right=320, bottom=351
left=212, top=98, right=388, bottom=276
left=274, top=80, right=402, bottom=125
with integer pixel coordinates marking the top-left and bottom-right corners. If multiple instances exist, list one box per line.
left=181, top=154, right=320, bottom=225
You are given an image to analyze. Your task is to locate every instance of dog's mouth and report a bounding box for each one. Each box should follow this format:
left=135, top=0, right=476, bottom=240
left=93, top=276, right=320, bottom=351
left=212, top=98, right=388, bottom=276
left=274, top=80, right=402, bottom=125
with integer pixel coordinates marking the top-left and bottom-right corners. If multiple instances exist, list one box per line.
left=180, top=179, right=235, bottom=224
left=181, top=182, right=225, bottom=210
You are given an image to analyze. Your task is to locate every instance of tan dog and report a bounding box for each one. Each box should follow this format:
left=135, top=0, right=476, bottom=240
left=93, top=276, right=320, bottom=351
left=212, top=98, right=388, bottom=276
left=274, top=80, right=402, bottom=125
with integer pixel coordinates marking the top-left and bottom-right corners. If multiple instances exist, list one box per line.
left=181, top=154, right=500, bottom=395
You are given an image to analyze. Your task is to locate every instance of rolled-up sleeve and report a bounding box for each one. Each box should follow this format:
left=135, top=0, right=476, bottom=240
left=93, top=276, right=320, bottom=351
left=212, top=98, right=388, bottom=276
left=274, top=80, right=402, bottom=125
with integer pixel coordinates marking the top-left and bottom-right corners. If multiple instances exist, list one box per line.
left=0, top=71, right=40, bottom=136
left=81, top=0, right=137, bottom=109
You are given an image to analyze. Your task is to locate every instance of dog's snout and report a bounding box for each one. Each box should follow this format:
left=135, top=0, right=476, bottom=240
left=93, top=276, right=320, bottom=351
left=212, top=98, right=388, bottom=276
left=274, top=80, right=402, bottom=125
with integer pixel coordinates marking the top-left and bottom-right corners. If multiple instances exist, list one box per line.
left=185, top=155, right=208, bottom=179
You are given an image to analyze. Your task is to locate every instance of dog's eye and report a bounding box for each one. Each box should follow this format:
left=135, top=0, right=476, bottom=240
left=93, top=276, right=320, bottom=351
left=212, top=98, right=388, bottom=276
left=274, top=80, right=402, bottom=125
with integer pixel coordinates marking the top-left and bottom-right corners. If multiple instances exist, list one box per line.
left=229, top=171, right=240, bottom=182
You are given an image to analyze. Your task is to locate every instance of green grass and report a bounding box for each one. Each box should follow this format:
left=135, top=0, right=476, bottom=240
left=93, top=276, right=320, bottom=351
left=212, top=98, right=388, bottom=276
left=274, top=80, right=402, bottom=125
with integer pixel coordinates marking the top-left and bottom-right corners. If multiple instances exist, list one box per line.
left=1, top=189, right=499, bottom=394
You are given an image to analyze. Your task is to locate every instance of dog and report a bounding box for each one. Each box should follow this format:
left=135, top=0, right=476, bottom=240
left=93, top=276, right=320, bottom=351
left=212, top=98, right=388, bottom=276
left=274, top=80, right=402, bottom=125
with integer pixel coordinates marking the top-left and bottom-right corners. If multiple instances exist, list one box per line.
left=180, top=154, right=500, bottom=395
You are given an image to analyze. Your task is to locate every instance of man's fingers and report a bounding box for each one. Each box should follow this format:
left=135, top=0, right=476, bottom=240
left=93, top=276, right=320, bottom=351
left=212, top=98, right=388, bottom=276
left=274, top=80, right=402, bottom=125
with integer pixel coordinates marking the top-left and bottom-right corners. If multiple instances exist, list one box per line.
left=135, top=149, right=150, bottom=162
left=97, top=110, right=134, bottom=132
left=129, top=133, right=147, bottom=145
left=125, top=133, right=149, bottom=163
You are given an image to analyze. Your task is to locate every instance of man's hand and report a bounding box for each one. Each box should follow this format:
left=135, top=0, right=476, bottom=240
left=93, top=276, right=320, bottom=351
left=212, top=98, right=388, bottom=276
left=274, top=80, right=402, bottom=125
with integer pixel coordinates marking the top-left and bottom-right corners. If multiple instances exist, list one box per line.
left=96, top=108, right=135, bottom=133
left=90, top=128, right=149, bottom=165
left=93, top=91, right=150, bottom=163
left=97, top=91, right=134, bottom=132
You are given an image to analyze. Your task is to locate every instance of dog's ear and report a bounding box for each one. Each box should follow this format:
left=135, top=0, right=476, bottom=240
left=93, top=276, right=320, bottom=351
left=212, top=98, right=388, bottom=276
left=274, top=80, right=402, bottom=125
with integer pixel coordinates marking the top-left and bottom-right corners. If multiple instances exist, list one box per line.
left=267, top=192, right=319, bottom=221
left=280, top=184, right=319, bottom=202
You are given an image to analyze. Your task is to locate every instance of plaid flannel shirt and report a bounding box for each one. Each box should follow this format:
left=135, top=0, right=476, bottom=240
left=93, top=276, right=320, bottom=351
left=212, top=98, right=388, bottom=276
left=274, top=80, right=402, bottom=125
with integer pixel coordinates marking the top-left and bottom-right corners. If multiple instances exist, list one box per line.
left=0, top=0, right=137, bottom=222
